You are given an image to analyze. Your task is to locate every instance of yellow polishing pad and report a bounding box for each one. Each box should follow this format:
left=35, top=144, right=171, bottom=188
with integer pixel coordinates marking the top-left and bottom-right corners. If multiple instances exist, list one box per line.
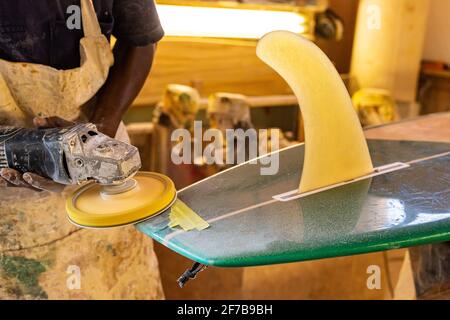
left=66, top=172, right=176, bottom=228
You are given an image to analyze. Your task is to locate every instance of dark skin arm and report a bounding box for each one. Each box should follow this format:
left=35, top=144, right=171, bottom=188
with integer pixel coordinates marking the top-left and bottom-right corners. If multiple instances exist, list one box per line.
left=0, top=41, right=157, bottom=192
left=90, top=40, right=157, bottom=137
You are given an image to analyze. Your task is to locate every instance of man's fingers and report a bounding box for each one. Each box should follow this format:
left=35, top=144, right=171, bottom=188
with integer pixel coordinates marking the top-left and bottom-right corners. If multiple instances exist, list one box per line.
left=33, top=116, right=75, bottom=129
left=0, top=168, right=31, bottom=188
left=23, top=172, right=65, bottom=193
left=0, top=177, right=9, bottom=187
left=1, top=168, right=64, bottom=193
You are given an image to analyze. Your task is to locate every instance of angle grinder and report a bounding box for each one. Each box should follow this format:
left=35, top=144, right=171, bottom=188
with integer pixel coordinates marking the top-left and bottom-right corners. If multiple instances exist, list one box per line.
left=0, top=123, right=176, bottom=228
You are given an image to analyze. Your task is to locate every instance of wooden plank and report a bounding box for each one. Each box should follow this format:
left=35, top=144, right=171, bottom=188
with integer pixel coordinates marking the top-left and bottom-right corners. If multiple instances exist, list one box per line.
left=351, top=0, right=430, bottom=102
left=136, top=39, right=293, bottom=106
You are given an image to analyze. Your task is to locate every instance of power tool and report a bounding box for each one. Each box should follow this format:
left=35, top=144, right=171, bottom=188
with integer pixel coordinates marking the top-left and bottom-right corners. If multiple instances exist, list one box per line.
left=0, top=123, right=176, bottom=228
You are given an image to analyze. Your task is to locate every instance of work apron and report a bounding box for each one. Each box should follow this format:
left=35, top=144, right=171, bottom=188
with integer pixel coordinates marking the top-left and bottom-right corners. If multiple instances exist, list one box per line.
left=0, top=0, right=164, bottom=299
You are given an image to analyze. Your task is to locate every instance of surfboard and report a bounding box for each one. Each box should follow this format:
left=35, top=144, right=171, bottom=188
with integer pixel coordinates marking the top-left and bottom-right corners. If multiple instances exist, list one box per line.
left=137, top=139, right=450, bottom=268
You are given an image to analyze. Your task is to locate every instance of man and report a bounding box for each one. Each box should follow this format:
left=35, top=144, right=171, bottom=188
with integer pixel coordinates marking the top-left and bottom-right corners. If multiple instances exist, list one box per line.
left=0, top=0, right=165, bottom=299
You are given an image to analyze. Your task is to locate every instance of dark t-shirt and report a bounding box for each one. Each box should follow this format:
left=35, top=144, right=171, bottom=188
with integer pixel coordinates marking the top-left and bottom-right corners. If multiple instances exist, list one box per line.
left=0, top=0, right=164, bottom=69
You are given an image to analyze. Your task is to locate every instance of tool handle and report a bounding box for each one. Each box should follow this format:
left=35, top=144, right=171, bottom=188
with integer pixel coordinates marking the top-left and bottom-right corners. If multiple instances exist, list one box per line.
left=0, top=126, right=72, bottom=184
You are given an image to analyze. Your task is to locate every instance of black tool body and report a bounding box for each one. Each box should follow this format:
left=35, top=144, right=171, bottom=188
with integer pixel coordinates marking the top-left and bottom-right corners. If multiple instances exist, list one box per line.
left=0, top=126, right=71, bottom=184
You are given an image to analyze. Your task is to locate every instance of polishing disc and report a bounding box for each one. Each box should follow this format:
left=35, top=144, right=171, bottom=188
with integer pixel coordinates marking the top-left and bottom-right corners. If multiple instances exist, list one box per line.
left=66, top=172, right=176, bottom=228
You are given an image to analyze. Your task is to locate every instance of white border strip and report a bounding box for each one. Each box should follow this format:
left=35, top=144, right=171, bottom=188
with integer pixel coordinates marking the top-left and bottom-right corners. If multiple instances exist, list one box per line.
left=272, top=150, right=450, bottom=202
left=273, top=162, right=410, bottom=202
left=406, top=151, right=450, bottom=165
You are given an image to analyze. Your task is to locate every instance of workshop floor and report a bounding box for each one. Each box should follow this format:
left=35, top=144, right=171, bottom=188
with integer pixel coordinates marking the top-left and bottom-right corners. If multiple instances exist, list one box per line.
left=154, top=242, right=407, bottom=300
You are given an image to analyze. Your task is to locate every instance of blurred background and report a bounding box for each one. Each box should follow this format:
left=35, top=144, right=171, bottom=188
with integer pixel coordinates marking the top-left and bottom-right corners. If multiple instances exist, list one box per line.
left=122, top=0, right=449, bottom=299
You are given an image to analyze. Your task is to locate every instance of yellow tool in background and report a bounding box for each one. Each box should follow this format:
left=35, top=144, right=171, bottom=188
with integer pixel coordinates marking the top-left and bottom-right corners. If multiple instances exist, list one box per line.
left=153, top=84, right=200, bottom=130
left=352, top=88, right=398, bottom=127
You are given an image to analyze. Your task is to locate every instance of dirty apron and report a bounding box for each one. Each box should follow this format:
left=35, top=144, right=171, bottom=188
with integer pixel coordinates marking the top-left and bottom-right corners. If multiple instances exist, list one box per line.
left=0, top=0, right=164, bottom=299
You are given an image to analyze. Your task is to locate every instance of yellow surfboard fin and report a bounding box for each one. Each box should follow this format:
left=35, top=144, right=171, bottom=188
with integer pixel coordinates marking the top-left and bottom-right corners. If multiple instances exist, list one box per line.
left=256, top=31, right=373, bottom=193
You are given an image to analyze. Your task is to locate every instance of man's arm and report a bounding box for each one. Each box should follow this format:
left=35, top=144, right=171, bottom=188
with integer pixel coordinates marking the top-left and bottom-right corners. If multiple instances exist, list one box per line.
left=90, top=40, right=156, bottom=137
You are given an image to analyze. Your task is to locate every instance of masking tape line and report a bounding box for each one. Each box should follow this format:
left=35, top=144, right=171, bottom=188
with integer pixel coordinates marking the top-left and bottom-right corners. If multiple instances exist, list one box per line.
left=169, top=199, right=210, bottom=232
left=164, top=199, right=276, bottom=242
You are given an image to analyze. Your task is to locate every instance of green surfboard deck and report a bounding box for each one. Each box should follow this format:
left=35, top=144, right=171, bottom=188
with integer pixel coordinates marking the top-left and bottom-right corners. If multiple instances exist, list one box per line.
left=137, top=139, right=450, bottom=267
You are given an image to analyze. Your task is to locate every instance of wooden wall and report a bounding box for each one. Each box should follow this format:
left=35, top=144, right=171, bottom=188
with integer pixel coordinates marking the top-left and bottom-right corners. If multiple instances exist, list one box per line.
left=316, top=0, right=359, bottom=74
left=135, top=39, right=292, bottom=106
left=351, top=0, right=430, bottom=102
left=133, top=1, right=360, bottom=106
left=422, top=0, right=450, bottom=64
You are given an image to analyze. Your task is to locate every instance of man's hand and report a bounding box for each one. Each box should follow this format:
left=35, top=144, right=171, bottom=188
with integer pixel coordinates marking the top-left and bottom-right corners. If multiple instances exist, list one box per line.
left=33, top=116, right=74, bottom=129
left=0, top=168, right=65, bottom=193
left=0, top=116, right=74, bottom=193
